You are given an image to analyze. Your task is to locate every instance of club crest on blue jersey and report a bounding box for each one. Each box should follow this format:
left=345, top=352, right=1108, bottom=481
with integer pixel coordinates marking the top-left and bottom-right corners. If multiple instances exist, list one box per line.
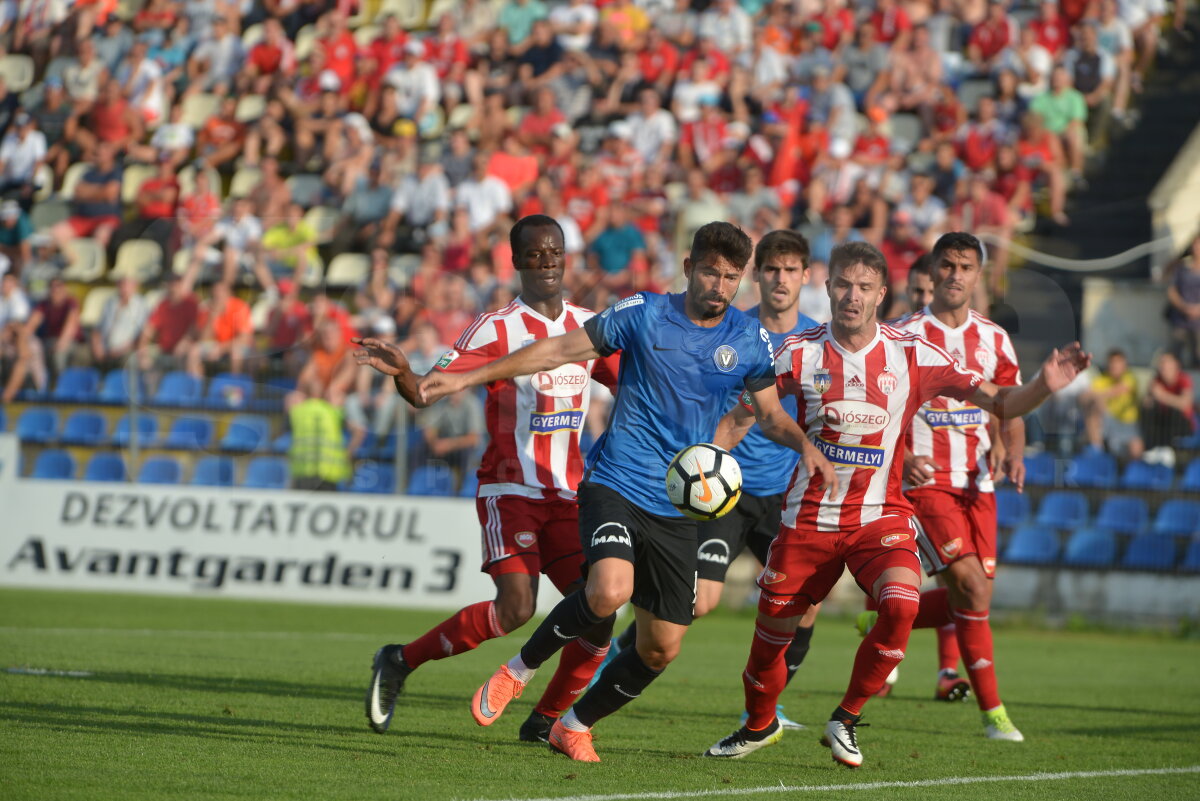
left=529, top=408, right=585, bottom=434
left=714, top=344, right=738, bottom=372
left=813, top=368, right=832, bottom=394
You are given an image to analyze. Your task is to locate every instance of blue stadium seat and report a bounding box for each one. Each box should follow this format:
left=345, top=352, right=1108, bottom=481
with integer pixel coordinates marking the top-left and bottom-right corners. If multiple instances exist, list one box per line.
left=1181, top=460, right=1200, bottom=493
left=1151, top=500, right=1200, bottom=537
left=994, top=488, right=1030, bottom=528
left=376, top=432, right=397, bottom=459
left=111, top=413, right=158, bottom=447
left=243, top=456, right=288, bottom=489
left=206, top=372, right=255, bottom=409
left=1120, top=460, right=1174, bottom=492
left=350, top=462, right=394, bottom=494
left=98, top=369, right=144, bottom=404
left=0, top=406, right=5, bottom=432
left=163, top=417, right=215, bottom=450
left=459, top=472, right=479, bottom=497
left=1034, top=491, right=1089, bottom=529
left=253, top=376, right=296, bottom=412
left=51, top=366, right=100, bottom=402
left=407, top=465, right=453, bottom=496
left=16, top=408, right=58, bottom=443
left=191, top=456, right=236, bottom=487
left=1003, top=524, right=1060, bottom=565
left=1181, top=539, right=1200, bottom=572
left=1065, top=451, right=1118, bottom=489
left=271, top=431, right=292, bottom=453
left=1094, top=496, right=1149, bottom=535
left=84, top=452, right=127, bottom=482
left=32, top=449, right=75, bottom=479
left=59, top=409, right=107, bottom=446
left=1062, top=527, right=1118, bottom=568
left=1122, top=534, right=1177, bottom=571
left=220, top=415, right=270, bottom=452
left=1023, top=452, right=1056, bottom=487
left=153, top=371, right=203, bottom=407
left=137, top=456, right=182, bottom=485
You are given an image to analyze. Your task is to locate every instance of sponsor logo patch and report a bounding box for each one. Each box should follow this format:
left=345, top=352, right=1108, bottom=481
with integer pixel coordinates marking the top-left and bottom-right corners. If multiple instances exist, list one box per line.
left=514, top=531, right=536, bottom=549
left=924, top=406, right=987, bottom=430
left=529, top=408, right=585, bottom=434
left=881, top=532, right=910, bottom=547
left=940, top=538, right=963, bottom=559
left=613, top=294, right=645, bottom=312
left=819, top=400, right=892, bottom=436
left=877, top=648, right=906, bottom=659
left=530, top=364, right=590, bottom=398
left=434, top=350, right=459, bottom=369
left=697, top=538, right=731, bottom=566
left=760, top=567, right=787, bottom=585
left=846, top=375, right=866, bottom=390
left=814, top=437, right=886, bottom=470
left=877, top=368, right=898, bottom=395
left=982, top=557, right=996, bottom=576
left=714, top=344, right=739, bottom=372
left=974, top=345, right=995, bottom=373
left=813, top=368, right=832, bottom=394
left=590, top=523, right=632, bottom=549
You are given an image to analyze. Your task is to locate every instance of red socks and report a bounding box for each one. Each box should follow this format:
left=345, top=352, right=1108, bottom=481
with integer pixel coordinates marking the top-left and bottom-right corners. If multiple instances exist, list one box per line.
left=841, top=583, right=919, bottom=715
left=743, top=622, right=794, bottom=730
left=910, top=586, right=961, bottom=673
left=953, top=608, right=1001, bottom=710
left=937, top=623, right=961, bottom=672
left=534, top=638, right=609, bottom=718
left=402, top=600, right=505, bottom=669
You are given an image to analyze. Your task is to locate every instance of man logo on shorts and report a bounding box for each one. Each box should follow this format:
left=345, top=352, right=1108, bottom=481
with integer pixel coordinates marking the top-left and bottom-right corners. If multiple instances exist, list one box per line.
left=515, top=531, right=537, bottom=548
left=591, top=522, right=632, bottom=548
left=880, top=532, right=909, bottom=547
left=698, top=538, right=731, bottom=566
left=941, top=538, right=963, bottom=559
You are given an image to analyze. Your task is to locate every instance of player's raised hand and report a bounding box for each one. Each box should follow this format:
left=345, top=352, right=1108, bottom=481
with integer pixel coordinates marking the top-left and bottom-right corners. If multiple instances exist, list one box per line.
left=352, top=337, right=410, bottom=377
left=904, top=453, right=940, bottom=487
left=1041, top=342, right=1092, bottom=393
left=417, top=371, right=464, bottom=405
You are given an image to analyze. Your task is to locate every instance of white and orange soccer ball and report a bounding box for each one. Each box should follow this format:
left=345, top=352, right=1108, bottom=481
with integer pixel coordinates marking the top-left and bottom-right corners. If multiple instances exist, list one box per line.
left=665, top=443, right=743, bottom=521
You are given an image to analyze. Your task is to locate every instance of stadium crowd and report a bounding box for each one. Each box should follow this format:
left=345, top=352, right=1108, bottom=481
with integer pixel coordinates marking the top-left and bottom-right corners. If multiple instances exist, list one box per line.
left=0, top=0, right=1191, bottom=490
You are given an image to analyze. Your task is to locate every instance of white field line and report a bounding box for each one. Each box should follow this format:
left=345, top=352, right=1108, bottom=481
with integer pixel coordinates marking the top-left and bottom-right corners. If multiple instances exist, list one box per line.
left=465, top=766, right=1200, bottom=801
left=0, top=626, right=378, bottom=641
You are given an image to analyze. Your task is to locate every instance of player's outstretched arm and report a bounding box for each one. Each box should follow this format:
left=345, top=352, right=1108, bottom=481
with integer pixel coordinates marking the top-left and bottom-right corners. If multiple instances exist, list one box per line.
left=713, top=401, right=756, bottom=451
left=418, top=327, right=601, bottom=405
left=746, top=383, right=839, bottom=495
left=352, top=336, right=429, bottom=408
left=972, top=342, right=1091, bottom=420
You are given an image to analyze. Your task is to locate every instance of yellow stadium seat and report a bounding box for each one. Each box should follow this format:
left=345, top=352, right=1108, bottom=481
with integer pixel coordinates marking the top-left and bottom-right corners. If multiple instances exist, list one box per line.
left=325, top=253, right=370, bottom=287
left=0, top=54, right=35, bottom=92
left=111, top=239, right=164, bottom=283
left=79, top=287, right=116, bottom=328
left=121, top=164, right=158, bottom=205
left=229, top=167, right=263, bottom=198
left=60, top=163, right=91, bottom=200
left=303, top=205, right=342, bottom=244
left=235, top=94, right=267, bottom=123
left=62, top=238, right=107, bottom=283
left=181, top=93, right=220, bottom=129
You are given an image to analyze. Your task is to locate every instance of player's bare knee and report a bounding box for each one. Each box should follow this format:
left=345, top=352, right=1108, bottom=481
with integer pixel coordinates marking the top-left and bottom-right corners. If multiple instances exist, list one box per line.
left=495, top=584, right=537, bottom=632
left=635, top=641, right=679, bottom=671
left=585, top=583, right=631, bottom=618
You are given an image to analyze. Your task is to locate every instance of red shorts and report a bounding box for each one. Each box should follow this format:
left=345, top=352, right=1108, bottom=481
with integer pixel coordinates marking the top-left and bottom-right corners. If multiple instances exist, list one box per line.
left=67, top=215, right=121, bottom=237
left=907, top=487, right=997, bottom=577
left=757, top=516, right=922, bottom=618
left=475, top=494, right=583, bottom=594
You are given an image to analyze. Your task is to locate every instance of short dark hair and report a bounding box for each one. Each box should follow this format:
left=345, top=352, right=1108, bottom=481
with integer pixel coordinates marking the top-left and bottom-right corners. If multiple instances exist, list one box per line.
left=689, top=221, right=753, bottom=269
left=829, top=241, right=888, bottom=282
left=930, top=232, right=984, bottom=266
left=908, top=252, right=933, bottom=279
left=754, top=229, right=811, bottom=272
left=510, top=214, right=564, bottom=255
left=1107, top=347, right=1126, bottom=361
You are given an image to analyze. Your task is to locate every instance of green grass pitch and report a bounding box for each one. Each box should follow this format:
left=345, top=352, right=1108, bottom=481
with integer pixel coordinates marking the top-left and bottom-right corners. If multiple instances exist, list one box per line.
left=1, top=588, right=1198, bottom=801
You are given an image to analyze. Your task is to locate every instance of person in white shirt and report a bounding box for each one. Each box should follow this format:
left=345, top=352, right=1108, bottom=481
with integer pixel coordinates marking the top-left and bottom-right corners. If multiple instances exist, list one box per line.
left=0, top=113, right=47, bottom=204
left=626, top=88, right=678, bottom=164
left=186, top=15, right=244, bottom=93
left=63, top=38, right=108, bottom=105
left=91, top=276, right=149, bottom=368
left=455, top=153, right=513, bottom=237
left=381, top=151, right=453, bottom=251
left=115, top=40, right=166, bottom=126
left=1096, top=0, right=1134, bottom=121
left=995, top=26, right=1052, bottom=100
left=385, top=40, right=441, bottom=128
left=550, top=0, right=598, bottom=51
left=193, top=197, right=266, bottom=286
left=697, top=0, right=752, bottom=57
left=0, top=271, right=34, bottom=402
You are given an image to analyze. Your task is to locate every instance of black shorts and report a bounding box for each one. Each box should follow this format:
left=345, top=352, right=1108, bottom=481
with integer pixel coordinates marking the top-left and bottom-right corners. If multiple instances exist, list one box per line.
left=696, top=492, right=784, bottom=582
left=578, top=481, right=698, bottom=626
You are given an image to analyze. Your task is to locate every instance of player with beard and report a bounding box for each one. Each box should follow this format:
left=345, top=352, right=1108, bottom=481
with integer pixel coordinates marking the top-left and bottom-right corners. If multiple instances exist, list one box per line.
left=704, top=241, right=1087, bottom=766
left=357, top=215, right=620, bottom=742
left=419, top=222, right=838, bottom=762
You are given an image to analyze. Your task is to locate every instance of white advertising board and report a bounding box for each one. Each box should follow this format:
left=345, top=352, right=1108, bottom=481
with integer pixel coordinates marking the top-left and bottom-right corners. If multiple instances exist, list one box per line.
left=0, top=435, right=516, bottom=610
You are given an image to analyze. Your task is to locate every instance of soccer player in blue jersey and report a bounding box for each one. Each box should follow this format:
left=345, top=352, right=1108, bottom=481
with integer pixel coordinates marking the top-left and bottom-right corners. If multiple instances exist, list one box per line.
left=419, top=222, right=837, bottom=762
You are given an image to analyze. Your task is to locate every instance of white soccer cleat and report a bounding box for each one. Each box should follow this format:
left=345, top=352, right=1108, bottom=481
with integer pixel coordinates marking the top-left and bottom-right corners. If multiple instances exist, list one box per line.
left=983, top=705, right=1025, bottom=741
left=740, top=704, right=806, bottom=730
left=821, top=716, right=867, bottom=767
left=703, top=718, right=783, bottom=758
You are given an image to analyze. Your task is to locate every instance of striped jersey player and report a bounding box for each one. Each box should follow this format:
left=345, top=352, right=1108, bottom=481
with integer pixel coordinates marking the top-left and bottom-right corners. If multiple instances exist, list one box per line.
left=706, top=240, right=1089, bottom=768
left=356, top=216, right=619, bottom=743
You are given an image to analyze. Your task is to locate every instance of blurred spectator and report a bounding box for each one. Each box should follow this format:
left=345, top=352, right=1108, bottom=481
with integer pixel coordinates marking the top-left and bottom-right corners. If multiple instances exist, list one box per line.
left=51, top=142, right=122, bottom=250
left=73, top=77, right=145, bottom=156
left=186, top=281, right=253, bottom=378
left=806, top=138, right=865, bottom=221
left=243, top=17, right=296, bottom=93
left=808, top=66, right=858, bottom=145
left=63, top=38, right=108, bottom=105
left=260, top=202, right=318, bottom=287
left=345, top=318, right=402, bottom=455
left=1140, top=351, right=1195, bottom=465
left=727, top=164, right=785, bottom=235
left=32, top=77, right=72, bottom=186
left=1166, top=234, right=1200, bottom=368
left=967, top=0, right=1015, bottom=74
left=415, top=388, right=485, bottom=484
left=111, top=153, right=179, bottom=258
left=881, top=209, right=926, bottom=300
left=997, top=26, right=1051, bottom=102
left=196, top=96, right=247, bottom=170
left=699, top=0, right=752, bottom=57
left=194, top=197, right=265, bottom=287
left=1096, top=0, right=1135, bottom=126
left=264, top=278, right=312, bottom=376
left=1081, top=348, right=1143, bottom=459
left=1031, top=66, right=1087, bottom=187
left=20, top=235, right=65, bottom=302
left=385, top=41, right=440, bottom=127
left=1063, top=22, right=1116, bottom=144
left=956, top=96, right=1011, bottom=172
left=288, top=396, right=352, bottom=492
left=948, top=170, right=1013, bottom=299
left=0, top=271, right=34, bottom=402
left=115, top=40, right=167, bottom=127
left=405, top=320, right=450, bottom=376
left=244, top=156, right=290, bottom=223
left=797, top=261, right=832, bottom=324
left=335, top=161, right=395, bottom=252
left=810, top=205, right=866, bottom=267
left=0, top=113, right=47, bottom=210
left=929, top=141, right=965, bottom=204
left=587, top=203, right=646, bottom=301
left=292, top=318, right=356, bottom=405
left=1031, top=0, right=1070, bottom=57
left=1016, top=111, right=1069, bottom=225
left=487, top=133, right=539, bottom=200
left=382, top=149, right=453, bottom=252
left=0, top=201, right=33, bottom=274
left=130, top=102, right=195, bottom=168
left=186, top=14, right=244, bottom=93
left=551, top=0, right=599, bottom=52
left=896, top=170, right=947, bottom=245
left=91, top=275, right=148, bottom=370
left=177, top=168, right=221, bottom=250
left=27, top=276, right=81, bottom=381
left=870, top=0, right=914, bottom=49
left=455, top=152, right=514, bottom=239
left=137, top=272, right=200, bottom=377
left=95, top=15, right=135, bottom=74
left=499, top=0, right=549, bottom=47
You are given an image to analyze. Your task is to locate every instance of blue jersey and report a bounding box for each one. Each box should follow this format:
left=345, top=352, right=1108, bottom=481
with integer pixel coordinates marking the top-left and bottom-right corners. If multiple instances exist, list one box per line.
left=583, top=292, right=776, bottom=517
left=731, top=307, right=819, bottom=497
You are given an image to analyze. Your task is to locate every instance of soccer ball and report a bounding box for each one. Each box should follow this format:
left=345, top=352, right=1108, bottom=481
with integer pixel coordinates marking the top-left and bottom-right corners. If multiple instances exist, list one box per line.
left=665, top=443, right=743, bottom=521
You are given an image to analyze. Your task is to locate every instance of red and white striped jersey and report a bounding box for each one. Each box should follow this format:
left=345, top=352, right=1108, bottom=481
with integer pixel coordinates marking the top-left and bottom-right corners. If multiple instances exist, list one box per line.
left=772, top=323, right=983, bottom=532
left=433, top=297, right=620, bottom=501
left=895, top=308, right=1022, bottom=493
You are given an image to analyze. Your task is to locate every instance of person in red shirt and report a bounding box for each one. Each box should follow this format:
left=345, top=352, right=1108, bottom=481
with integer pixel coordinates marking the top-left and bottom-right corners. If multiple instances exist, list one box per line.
left=517, top=87, right=566, bottom=155
left=870, top=0, right=913, bottom=48
left=956, top=96, right=1009, bottom=171
left=137, top=271, right=200, bottom=375
left=991, top=143, right=1033, bottom=224
left=679, top=36, right=732, bottom=84
left=263, top=279, right=312, bottom=376
left=853, top=108, right=892, bottom=168
left=242, top=18, right=296, bottom=94
left=968, top=0, right=1016, bottom=72
left=881, top=209, right=925, bottom=292
left=816, top=0, right=856, bottom=51
left=638, top=27, right=680, bottom=92
left=563, top=163, right=611, bottom=240
left=186, top=281, right=254, bottom=378
left=1030, top=0, right=1070, bottom=55
left=317, top=10, right=357, bottom=88
left=949, top=171, right=1013, bottom=298
left=112, top=153, right=180, bottom=259
left=679, top=99, right=729, bottom=173
left=424, top=12, right=472, bottom=84
left=197, top=97, right=247, bottom=170
left=1016, top=111, right=1068, bottom=225
left=27, top=277, right=80, bottom=382
left=487, top=134, right=540, bottom=200
left=1140, top=351, right=1196, bottom=456
left=71, top=77, right=143, bottom=155
left=368, top=13, right=409, bottom=82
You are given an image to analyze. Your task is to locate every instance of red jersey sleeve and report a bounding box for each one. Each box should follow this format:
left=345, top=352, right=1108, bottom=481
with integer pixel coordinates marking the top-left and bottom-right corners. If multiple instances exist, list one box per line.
left=590, top=352, right=622, bottom=394
left=992, top=328, right=1022, bottom=388
left=432, top=315, right=509, bottom=373
left=915, top=337, right=983, bottom=402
